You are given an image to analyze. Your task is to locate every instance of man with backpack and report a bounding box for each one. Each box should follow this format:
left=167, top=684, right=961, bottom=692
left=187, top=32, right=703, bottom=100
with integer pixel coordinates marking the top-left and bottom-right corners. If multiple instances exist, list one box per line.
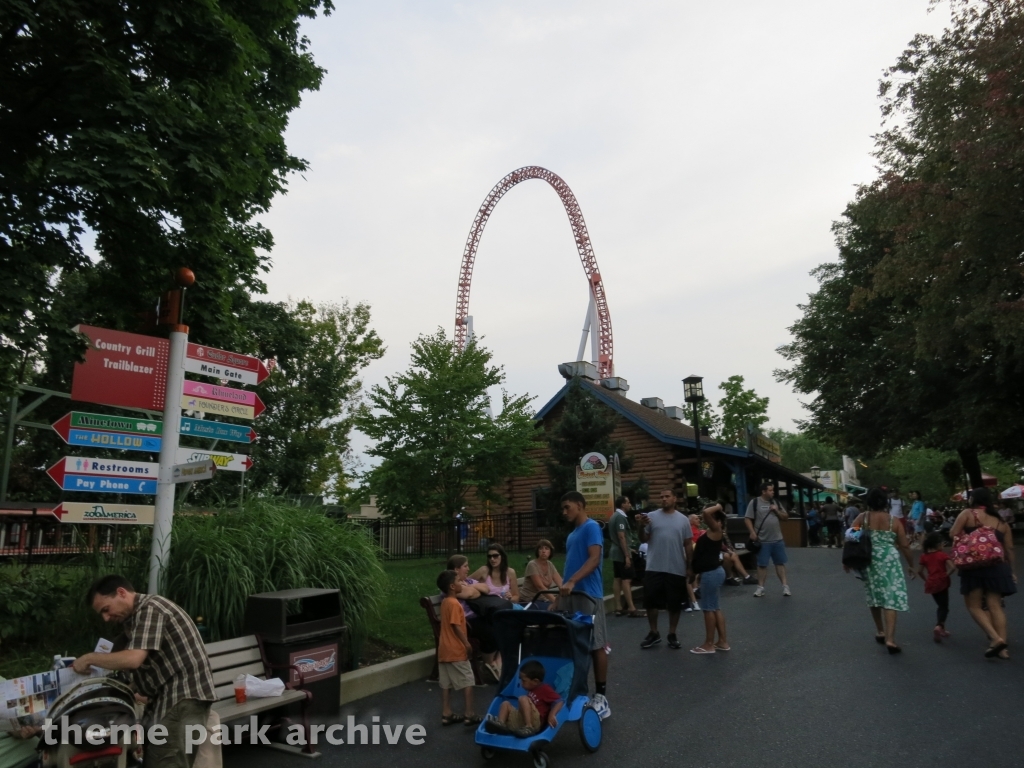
left=745, top=483, right=791, bottom=597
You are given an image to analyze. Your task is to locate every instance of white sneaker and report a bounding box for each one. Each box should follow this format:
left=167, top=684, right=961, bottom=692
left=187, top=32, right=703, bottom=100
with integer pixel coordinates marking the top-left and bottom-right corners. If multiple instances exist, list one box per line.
left=692, top=602, right=701, bottom=611
left=783, top=585, right=792, bottom=597
left=590, top=693, right=611, bottom=720
left=753, top=586, right=765, bottom=598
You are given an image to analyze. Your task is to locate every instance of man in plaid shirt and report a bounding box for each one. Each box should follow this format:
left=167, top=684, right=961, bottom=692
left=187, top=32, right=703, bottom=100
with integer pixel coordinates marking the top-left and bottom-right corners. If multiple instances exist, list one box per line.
left=74, top=575, right=215, bottom=767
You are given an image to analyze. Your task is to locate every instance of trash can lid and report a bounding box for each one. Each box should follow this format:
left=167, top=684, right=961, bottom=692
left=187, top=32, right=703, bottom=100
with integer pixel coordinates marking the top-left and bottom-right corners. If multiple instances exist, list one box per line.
left=248, top=588, right=340, bottom=600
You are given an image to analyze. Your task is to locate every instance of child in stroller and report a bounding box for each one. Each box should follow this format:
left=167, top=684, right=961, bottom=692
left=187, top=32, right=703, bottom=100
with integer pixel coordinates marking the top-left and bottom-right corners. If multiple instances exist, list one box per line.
left=484, top=660, right=563, bottom=738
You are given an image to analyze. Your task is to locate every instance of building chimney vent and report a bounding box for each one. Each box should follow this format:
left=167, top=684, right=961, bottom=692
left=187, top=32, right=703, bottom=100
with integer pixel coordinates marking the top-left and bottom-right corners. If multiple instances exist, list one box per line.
left=558, top=361, right=598, bottom=381
left=600, top=377, right=629, bottom=393
left=664, top=405, right=685, bottom=420
left=640, top=397, right=664, bottom=410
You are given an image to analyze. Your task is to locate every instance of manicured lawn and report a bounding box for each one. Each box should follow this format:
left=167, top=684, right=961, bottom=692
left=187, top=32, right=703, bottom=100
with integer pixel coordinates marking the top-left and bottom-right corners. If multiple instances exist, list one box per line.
left=366, top=552, right=615, bottom=655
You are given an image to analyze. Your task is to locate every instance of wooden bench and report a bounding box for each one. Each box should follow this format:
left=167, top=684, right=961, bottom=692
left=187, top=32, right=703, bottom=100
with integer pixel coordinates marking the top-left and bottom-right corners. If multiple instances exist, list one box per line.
left=206, top=634, right=318, bottom=758
left=420, top=576, right=528, bottom=684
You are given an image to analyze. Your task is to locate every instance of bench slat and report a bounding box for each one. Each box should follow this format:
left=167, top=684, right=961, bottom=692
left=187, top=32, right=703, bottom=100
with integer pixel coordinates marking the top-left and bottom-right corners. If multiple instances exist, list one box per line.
left=212, top=690, right=307, bottom=723
left=209, top=647, right=262, bottom=672
left=206, top=635, right=260, bottom=656
left=212, top=661, right=266, bottom=687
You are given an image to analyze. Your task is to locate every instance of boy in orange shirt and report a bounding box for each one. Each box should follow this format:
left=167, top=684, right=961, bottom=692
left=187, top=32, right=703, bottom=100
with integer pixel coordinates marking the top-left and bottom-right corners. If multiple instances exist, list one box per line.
left=436, top=570, right=479, bottom=726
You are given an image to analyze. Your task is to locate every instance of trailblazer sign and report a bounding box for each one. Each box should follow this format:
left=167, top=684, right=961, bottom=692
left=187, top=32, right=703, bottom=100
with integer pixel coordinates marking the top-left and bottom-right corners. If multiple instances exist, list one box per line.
left=52, top=502, right=155, bottom=525
left=184, top=344, right=269, bottom=386
left=176, top=447, right=252, bottom=472
left=70, top=325, right=169, bottom=410
left=52, top=414, right=161, bottom=453
left=179, top=417, right=256, bottom=444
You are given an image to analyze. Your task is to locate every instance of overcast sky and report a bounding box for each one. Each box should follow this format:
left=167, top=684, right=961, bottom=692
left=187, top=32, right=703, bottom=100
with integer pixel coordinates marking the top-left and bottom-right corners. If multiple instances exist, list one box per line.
left=258, top=1, right=950, bottom=460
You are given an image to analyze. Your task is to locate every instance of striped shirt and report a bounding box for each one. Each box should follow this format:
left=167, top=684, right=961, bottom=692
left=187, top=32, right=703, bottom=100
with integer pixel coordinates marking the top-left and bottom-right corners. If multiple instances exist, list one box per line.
left=124, top=594, right=215, bottom=725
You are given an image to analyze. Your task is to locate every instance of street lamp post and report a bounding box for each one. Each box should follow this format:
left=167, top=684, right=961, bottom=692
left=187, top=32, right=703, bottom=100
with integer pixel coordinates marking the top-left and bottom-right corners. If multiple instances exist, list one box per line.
left=810, top=465, right=821, bottom=505
left=683, top=375, right=705, bottom=497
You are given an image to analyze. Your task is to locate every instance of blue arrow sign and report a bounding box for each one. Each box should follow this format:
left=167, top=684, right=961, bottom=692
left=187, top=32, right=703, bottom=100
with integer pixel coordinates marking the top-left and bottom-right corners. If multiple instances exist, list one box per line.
left=62, top=474, right=157, bottom=495
left=179, top=417, right=255, bottom=444
left=67, top=428, right=162, bottom=453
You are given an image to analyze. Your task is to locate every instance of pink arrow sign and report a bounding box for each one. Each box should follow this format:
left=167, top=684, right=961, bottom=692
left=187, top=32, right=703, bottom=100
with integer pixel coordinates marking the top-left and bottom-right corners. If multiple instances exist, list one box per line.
left=182, top=380, right=265, bottom=416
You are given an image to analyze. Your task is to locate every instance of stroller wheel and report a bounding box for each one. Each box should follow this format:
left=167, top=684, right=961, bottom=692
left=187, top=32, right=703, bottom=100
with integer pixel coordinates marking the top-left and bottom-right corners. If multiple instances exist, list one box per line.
left=480, top=747, right=497, bottom=760
left=532, top=750, right=550, bottom=768
left=579, top=705, right=603, bottom=752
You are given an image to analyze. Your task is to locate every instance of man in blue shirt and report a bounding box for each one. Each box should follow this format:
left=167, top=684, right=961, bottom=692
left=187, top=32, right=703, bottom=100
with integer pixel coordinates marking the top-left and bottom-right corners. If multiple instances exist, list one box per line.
left=559, top=490, right=610, bottom=720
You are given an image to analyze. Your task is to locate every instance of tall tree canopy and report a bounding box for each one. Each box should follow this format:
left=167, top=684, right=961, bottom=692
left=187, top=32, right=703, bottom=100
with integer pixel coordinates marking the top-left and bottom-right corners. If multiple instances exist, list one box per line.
left=0, top=0, right=333, bottom=394
left=717, top=375, right=769, bottom=447
left=778, top=0, right=1024, bottom=486
left=356, top=331, right=537, bottom=520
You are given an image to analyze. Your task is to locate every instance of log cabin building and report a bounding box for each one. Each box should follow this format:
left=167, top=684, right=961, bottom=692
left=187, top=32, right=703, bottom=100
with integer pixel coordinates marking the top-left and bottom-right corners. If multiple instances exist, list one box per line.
left=503, top=369, right=823, bottom=543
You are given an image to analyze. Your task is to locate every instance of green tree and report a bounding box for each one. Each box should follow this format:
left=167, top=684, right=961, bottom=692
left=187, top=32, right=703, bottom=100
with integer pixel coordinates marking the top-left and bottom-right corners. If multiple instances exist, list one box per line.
left=0, top=0, right=333, bottom=397
left=242, top=300, right=383, bottom=499
left=545, top=378, right=636, bottom=523
left=693, top=399, right=723, bottom=442
left=766, top=429, right=842, bottom=474
left=778, top=0, right=1024, bottom=485
left=356, top=330, right=537, bottom=520
left=717, top=375, right=769, bottom=447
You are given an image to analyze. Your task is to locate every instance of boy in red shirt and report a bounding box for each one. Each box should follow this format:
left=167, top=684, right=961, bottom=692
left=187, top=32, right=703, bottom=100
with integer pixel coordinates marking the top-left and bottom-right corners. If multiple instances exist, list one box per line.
left=436, top=570, right=478, bottom=726
left=917, top=532, right=956, bottom=643
left=484, top=660, right=563, bottom=738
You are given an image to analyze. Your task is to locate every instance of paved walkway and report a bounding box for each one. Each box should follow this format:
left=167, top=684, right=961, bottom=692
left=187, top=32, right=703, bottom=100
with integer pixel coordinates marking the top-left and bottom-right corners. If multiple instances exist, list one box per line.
left=225, top=548, right=1024, bottom=768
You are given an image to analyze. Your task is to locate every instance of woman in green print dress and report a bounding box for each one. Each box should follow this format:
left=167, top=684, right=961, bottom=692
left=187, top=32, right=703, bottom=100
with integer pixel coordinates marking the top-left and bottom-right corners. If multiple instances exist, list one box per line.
left=850, top=487, right=917, bottom=653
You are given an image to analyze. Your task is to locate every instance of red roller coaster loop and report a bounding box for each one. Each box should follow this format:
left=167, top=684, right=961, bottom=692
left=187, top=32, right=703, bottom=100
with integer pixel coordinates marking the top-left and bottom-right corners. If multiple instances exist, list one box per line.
left=454, top=166, right=614, bottom=378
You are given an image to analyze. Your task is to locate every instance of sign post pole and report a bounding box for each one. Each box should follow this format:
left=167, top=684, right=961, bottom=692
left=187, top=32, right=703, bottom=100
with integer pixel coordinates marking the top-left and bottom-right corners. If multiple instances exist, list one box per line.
left=149, top=326, right=187, bottom=594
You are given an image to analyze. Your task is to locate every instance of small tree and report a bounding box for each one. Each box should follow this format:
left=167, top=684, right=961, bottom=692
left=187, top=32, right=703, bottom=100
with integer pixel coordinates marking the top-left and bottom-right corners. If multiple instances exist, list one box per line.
left=718, top=375, right=769, bottom=446
left=357, top=330, right=537, bottom=520
left=545, top=378, right=635, bottom=524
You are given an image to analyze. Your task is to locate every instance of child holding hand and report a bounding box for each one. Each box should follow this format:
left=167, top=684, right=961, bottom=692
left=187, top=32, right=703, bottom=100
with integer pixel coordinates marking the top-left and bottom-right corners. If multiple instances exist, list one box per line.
left=484, top=660, right=563, bottom=738
left=917, top=532, right=957, bottom=643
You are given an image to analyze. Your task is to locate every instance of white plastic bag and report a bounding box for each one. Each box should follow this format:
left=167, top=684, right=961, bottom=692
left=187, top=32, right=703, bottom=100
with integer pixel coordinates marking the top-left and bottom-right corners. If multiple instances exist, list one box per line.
left=244, top=675, right=285, bottom=698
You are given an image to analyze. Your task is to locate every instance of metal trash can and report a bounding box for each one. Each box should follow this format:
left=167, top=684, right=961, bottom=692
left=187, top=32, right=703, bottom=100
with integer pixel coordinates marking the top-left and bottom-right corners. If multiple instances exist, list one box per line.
left=244, top=588, right=345, bottom=716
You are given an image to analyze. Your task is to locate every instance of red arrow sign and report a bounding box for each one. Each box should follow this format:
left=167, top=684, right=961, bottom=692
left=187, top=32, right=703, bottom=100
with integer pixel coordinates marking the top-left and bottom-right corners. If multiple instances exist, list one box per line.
left=242, top=456, right=254, bottom=471
left=186, top=344, right=270, bottom=384
left=248, top=428, right=258, bottom=442
left=52, top=413, right=72, bottom=442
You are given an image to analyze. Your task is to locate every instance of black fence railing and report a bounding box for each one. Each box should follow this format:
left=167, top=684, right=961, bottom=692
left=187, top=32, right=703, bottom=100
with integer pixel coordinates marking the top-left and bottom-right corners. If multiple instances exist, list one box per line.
left=351, top=512, right=551, bottom=560
left=0, top=515, right=138, bottom=565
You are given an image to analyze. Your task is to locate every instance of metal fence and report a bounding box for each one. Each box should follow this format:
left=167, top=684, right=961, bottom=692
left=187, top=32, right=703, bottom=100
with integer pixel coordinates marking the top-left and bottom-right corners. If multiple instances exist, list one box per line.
left=0, top=515, right=137, bottom=565
left=352, top=512, right=551, bottom=560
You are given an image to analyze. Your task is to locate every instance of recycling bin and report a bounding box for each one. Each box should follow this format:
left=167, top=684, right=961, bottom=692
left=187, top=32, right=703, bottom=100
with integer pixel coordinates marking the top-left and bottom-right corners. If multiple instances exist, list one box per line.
left=244, top=588, right=345, bottom=716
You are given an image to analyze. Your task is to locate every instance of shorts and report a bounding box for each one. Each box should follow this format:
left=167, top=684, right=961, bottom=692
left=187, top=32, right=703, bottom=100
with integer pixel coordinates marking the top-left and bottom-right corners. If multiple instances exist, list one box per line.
left=644, top=571, right=688, bottom=613
left=612, top=560, right=635, bottom=580
left=438, top=660, right=474, bottom=690
left=756, top=540, right=788, bottom=568
left=506, top=702, right=541, bottom=732
left=698, top=566, right=726, bottom=611
left=560, top=592, right=607, bottom=651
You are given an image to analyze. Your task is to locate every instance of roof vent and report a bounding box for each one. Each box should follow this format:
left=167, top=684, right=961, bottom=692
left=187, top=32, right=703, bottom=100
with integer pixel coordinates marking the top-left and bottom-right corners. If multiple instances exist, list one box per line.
left=664, top=405, right=685, bottom=420
left=600, top=377, right=629, bottom=393
left=640, top=397, right=664, bottom=410
left=558, top=361, right=598, bottom=381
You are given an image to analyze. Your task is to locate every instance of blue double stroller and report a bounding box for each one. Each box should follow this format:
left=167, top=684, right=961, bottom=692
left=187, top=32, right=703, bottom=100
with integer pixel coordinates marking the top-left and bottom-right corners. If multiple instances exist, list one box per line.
left=475, top=607, right=603, bottom=767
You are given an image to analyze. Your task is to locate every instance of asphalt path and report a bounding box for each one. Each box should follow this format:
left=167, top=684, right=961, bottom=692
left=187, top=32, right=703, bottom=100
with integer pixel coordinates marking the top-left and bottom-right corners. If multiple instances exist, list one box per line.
left=224, top=548, right=1024, bottom=768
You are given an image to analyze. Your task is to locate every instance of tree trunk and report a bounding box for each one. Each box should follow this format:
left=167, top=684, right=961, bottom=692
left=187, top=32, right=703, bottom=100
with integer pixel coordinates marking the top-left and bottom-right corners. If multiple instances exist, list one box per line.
left=957, top=446, right=983, bottom=490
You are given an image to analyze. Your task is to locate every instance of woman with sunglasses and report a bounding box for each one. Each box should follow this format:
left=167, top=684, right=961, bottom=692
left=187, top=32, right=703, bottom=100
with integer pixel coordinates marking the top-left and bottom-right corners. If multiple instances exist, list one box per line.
left=471, top=543, right=520, bottom=603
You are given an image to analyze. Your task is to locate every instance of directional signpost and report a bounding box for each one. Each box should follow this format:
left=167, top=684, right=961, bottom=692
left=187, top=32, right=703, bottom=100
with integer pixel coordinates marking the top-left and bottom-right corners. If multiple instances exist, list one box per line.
left=53, top=502, right=155, bottom=525
left=70, top=325, right=169, bottom=411
left=179, top=417, right=256, bottom=444
left=47, top=457, right=159, bottom=494
left=180, top=381, right=264, bottom=420
left=176, top=447, right=253, bottom=472
left=172, top=459, right=216, bottom=483
left=183, top=344, right=270, bottom=386
left=52, top=413, right=162, bottom=453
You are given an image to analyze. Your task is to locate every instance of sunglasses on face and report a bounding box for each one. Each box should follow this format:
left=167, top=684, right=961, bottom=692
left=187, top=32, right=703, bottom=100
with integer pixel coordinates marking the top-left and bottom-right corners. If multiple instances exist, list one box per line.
left=488, top=553, right=501, bottom=559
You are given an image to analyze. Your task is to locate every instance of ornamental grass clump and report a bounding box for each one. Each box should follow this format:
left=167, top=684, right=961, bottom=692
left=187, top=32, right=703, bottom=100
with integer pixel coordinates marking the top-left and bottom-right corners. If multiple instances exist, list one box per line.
left=162, top=500, right=385, bottom=662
